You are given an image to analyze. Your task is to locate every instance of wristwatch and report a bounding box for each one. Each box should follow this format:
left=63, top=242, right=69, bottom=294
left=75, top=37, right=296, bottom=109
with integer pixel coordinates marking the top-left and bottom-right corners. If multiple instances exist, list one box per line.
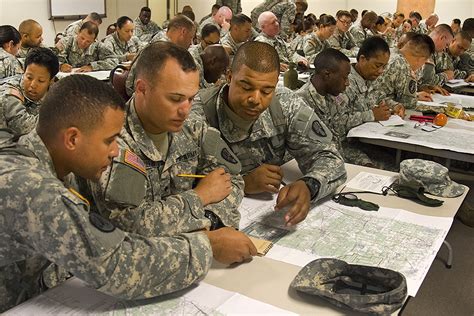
left=204, top=210, right=225, bottom=231
left=300, top=177, right=320, bottom=200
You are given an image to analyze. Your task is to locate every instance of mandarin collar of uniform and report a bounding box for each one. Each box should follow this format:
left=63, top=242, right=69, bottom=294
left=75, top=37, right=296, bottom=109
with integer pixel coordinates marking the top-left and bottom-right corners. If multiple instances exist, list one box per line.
left=350, top=63, right=369, bottom=93
left=18, top=130, right=58, bottom=178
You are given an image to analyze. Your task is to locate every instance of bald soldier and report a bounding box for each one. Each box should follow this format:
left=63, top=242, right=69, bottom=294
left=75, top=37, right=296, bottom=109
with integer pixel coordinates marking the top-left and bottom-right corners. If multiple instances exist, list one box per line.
left=0, top=75, right=255, bottom=313
left=86, top=42, right=254, bottom=250
left=17, top=19, right=44, bottom=58
left=198, top=6, right=233, bottom=37
left=192, top=41, right=346, bottom=226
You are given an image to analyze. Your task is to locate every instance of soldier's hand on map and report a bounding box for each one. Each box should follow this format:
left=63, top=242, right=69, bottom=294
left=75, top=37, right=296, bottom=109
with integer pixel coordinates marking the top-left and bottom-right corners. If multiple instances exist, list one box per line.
left=298, top=58, right=309, bottom=68
left=280, top=63, right=289, bottom=72
left=417, top=91, right=433, bottom=102
left=430, top=85, right=450, bottom=96
left=443, top=70, right=455, bottom=81
left=76, top=65, right=93, bottom=73
left=466, top=74, right=474, bottom=82
left=275, top=180, right=310, bottom=227
left=194, top=168, right=231, bottom=206
left=243, top=164, right=283, bottom=194
left=204, top=227, right=257, bottom=264
left=393, top=103, right=406, bottom=118
left=372, top=101, right=391, bottom=121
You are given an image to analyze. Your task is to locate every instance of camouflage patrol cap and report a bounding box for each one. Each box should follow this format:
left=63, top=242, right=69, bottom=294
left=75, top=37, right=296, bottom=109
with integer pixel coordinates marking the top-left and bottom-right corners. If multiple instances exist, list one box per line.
left=290, top=258, right=407, bottom=314
left=399, top=159, right=465, bottom=197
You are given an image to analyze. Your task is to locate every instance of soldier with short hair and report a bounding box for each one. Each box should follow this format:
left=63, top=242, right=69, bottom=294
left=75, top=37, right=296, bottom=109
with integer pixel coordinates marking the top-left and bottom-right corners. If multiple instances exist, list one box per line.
left=192, top=41, right=346, bottom=227
left=373, top=33, right=435, bottom=109
left=58, top=21, right=118, bottom=72
left=134, top=7, right=161, bottom=43
left=86, top=42, right=254, bottom=257
left=0, top=47, right=58, bottom=135
left=0, top=74, right=241, bottom=313
left=349, top=11, right=377, bottom=47
left=221, top=13, right=252, bottom=62
left=303, top=15, right=336, bottom=64
left=327, top=10, right=358, bottom=57
left=17, top=19, right=44, bottom=58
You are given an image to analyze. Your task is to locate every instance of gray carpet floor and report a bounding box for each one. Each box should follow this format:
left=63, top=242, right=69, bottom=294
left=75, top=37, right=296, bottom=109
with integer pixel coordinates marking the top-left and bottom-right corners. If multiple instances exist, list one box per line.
left=402, top=218, right=474, bottom=316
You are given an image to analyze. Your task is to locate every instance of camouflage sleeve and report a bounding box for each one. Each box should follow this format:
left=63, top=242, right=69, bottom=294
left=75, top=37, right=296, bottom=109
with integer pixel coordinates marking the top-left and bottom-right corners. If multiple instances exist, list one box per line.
left=456, top=53, right=473, bottom=78
left=57, top=37, right=73, bottom=65
left=349, top=27, right=365, bottom=47
left=10, top=170, right=212, bottom=300
left=0, top=56, right=23, bottom=79
left=337, top=89, right=375, bottom=132
left=283, top=91, right=347, bottom=201
left=90, top=43, right=119, bottom=71
left=102, top=37, right=127, bottom=63
left=327, top=34, right=357, bottom=58
left=276, top=3, right=296, bottom=40
left=303, top=37, right=325, bottom=64
left=195, top=122, right=244, bottom=229
left=1, top=92, right=38, bottom=135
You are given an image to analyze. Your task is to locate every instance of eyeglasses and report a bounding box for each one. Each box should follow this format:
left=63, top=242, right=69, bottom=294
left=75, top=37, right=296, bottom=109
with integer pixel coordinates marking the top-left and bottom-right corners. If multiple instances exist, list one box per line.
left=338, top=19, right=353, bottom=26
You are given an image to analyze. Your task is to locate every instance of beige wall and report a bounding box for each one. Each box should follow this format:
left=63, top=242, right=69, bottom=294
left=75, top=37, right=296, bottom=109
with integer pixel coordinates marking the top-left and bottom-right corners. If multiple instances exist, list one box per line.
left=0, top=0, right=146, bottom=46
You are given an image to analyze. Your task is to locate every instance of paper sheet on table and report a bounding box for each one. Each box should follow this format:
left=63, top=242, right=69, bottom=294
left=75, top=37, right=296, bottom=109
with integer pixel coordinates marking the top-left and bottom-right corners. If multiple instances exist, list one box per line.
left=5, top=279, right=296, bottom=315
left=56, top=70, right=110, bottom=81
left=379, top=115, right=406, bottom=126
left=344, top=171, right=397, bottom=193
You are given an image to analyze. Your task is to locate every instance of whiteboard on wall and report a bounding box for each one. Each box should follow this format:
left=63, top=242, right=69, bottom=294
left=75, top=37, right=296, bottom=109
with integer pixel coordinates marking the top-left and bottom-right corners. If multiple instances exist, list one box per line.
left=49, top=0, right=106, bottom=19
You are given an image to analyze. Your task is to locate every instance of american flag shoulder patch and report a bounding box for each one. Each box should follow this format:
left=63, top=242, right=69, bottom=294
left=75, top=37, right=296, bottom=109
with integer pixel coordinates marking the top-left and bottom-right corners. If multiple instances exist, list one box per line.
left=124, top=149, right=146, bottom=175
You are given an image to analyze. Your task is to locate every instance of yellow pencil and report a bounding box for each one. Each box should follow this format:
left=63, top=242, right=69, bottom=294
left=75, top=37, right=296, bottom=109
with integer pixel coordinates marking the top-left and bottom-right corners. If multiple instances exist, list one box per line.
left=177, top=174, right=206, bottom=178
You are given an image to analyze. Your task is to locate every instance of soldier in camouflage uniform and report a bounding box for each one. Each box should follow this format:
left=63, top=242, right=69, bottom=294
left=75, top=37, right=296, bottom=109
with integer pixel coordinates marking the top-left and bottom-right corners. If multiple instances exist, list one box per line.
left=255, top=11, right=307, bottom=71
left=192, top=42, right=346, bottom=227
left=327, top=10, right=358, bottom=57
left=0, top=75, right=255, bottom=313
left=251, top=0, right=306, bottom=40
left=62, top=12, right=103, bottom=38
left=0, top=48, right=58, bottom=135
left=198, top=6, right=232, bottom=38
left=194, top=45, right=229, bottom=89
left=189, top=24, right=220, bottom=65
left=418, top=24, right=454, bottom=87
left=303, top=15, right=336, bottom=64
left=340, top=37, right=395, bottom=167
left=87, top=42, right=250, bottom=240
left=216, top=0, right=241, bottom=14
left=17, top=20, right=44, bottom=59
left=58, top=22, right=118, bottom=72
left=0, top=25, right=23, bottom=80
left=349, top=11, right=377, bottom=47
left=296, top=48, right=350, bottom=157
left=102, top=16, right=144, bottom=63
left=134, top=7, right=162, bottom=43
left=373, top=33, right=435, bottom=109
left=409, top=11, right=424, bottom=34
left=221, top=13, right=252, bottom=63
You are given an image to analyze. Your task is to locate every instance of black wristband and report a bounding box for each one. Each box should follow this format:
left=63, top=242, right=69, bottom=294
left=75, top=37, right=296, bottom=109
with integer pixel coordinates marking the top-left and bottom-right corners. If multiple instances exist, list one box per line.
left=300, top=177, right=320, bottom=200
left=204, top=210, right=225, bottom=231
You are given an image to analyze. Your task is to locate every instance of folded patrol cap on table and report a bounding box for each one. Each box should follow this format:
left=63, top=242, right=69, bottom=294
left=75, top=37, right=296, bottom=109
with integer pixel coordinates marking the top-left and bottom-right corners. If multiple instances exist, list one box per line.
left=399, top=159, right=465, bottom=198
left=290, top=258, right=407, bottom=314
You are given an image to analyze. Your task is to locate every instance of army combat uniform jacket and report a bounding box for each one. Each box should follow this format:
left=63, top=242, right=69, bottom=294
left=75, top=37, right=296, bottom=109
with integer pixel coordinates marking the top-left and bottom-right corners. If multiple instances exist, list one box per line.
left=0, top=47, right=23, bottom=80
left=102, top=32, right=144, bottom=63
left=134, top=18, right=162, bottom=43
left=303, top=33, right=329, bottom=64
left=0, top=130, right=212, bottom=312
left=349, top=23, right=374, bottom=47
left=255, top=32, right=305, bottom=65
left=327, top=28, right=358, bottom=57
left=251, top=0, right=296, bottom=40
left=373, top=53, right=418, bottom=109
left=0, top=75, right=40, bottom=135
left=58, top=36, right=118, bottom=71
left=192, top=85, right=347, bottom=202
left=87, top=98, right=244, bottom=237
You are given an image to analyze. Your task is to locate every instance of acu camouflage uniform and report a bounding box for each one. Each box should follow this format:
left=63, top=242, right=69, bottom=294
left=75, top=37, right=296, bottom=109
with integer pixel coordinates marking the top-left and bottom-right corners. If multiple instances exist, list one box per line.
left=58, top=36, right=118, bottom=71
left=134, top=17, right=162, bottom=43
left=421, top=50, right=474, bottom=86
left=0, top=130, right=212, bottom=313
left=16, top=44, right=49, bottom=59
left=192, top=85, right=347, bottom=202
left=86, top=98, right=244, bottom=237
left=0, top=75, right=41, bottom=135
left=349, top=23, right=374, bottom=47
left=62, top=19, right=84, bottom=38
left=102, top=32, right=144, bottom=63
left=0, top=48, right=23, bottom=80
left=303, top=32, right=329, bottom=64
left=251, top=0, right=296, bottom=40
left=221, top=32, right=244, bottom=62
left=189, top=48, right=214, bottom=89
left=373, top=53, right=418, bottom=109
left=255, top=32, right=304, bottom=64
left=327, top=28, right=358, bottom=57
left=216, top=0, right=242, bottom=14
